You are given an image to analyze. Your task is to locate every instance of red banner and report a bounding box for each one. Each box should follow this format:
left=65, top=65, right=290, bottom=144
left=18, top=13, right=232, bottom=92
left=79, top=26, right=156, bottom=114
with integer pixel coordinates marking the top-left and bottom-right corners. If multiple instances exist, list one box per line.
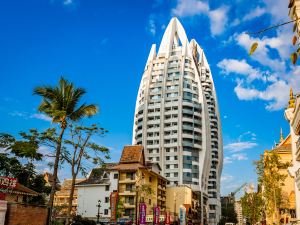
left=0, top=177, right=17, bottom=189
left=154, top=207, right=160, bottom=224
left=110, top=192, right=118, bottom=222
left=139, top=203, right=147, bottom=225
left=165, top=211, right=170, bottom=225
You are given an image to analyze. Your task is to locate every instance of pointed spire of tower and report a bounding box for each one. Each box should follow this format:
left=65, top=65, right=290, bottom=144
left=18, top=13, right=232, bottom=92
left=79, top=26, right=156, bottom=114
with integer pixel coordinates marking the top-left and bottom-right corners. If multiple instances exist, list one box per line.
left=288, top=87, right=295, bottom=108
left=279, top=127, right=284, bottom=143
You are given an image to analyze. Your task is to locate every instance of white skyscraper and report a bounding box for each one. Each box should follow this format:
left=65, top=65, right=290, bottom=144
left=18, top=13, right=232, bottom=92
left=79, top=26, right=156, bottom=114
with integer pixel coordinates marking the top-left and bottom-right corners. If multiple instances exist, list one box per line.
left=132, top=17, right=223, bottom=224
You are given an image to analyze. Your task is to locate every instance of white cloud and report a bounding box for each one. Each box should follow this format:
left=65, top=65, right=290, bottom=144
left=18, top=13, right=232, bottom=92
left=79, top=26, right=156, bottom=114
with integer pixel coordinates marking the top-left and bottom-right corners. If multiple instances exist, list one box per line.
left=218, top=59, right=265, bottom=82
left=224, top=153, right=248, bottom=164
left=171, top=0, right=229, bottom=35
left=9, top=111, right=27, bottom=118
left=147, top=18, right=156, bottom=36
left=231, top=153, right=248, bottom=160
left=262, top=0, right=290, bottom=22
left=221, top=174, right=233, bottom=182
left=208, top=6, right=229, bottom=35
left=224, top=156, right=233, bottom=164
left=224, top=141, right=257, bottom=152
left=30, top=113, right=52, bottom=122
left=63, top=0, right=73, bottom=5
left=172, top=0, right=209, bottom=17
left=243, top=6, right=266, bottom=22
left=235, top=33, right=287, bottom=72
left=234, top=79, right=292, bottom=111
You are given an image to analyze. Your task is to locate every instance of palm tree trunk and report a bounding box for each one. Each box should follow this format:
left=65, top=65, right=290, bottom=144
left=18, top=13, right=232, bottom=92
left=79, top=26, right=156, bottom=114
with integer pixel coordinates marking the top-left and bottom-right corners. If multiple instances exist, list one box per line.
left=48, top=126, right=66, bottom=224
left=66, top=173, right=76, bottom=225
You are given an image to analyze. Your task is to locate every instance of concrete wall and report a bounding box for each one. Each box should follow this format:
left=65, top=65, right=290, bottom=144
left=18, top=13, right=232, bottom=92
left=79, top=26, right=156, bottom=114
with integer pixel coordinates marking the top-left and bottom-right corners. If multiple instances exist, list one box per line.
left=166, top=186, right=192, bottom=215
left=77, top=170, right=118, bottom=220
left=5, top=203, right=48, bottom=225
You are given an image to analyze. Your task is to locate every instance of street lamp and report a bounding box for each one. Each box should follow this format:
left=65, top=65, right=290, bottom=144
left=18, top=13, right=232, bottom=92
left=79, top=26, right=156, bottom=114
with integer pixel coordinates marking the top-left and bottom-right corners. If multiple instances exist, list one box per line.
left=97, top=200, right=101, bottom=224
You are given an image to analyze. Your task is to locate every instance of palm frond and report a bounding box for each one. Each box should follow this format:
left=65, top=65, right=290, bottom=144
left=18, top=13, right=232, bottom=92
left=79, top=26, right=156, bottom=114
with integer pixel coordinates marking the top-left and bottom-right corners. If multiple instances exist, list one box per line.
left=70, top=104, right=98, bottom=121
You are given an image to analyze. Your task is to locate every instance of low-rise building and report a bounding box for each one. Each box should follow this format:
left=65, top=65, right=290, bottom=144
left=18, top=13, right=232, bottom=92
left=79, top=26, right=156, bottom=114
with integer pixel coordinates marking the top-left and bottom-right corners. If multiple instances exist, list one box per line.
left=285, top=88, right=300, bottom=223
left=76, top=163, right=119, bottom=223
left=113, top=145, right=168, bottom=224
left=166, top=185, right=201, bottom=224
left=53, top=178, right=84, bottom=218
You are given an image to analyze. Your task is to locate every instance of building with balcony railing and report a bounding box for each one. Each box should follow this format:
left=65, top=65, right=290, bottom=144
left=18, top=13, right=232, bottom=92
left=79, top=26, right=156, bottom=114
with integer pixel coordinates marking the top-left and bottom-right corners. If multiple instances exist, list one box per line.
left=132, top=17, right=223, bottom=225
left=113, top=146, right=168, bottom=223
left=53, top=178, right=85, bottom=218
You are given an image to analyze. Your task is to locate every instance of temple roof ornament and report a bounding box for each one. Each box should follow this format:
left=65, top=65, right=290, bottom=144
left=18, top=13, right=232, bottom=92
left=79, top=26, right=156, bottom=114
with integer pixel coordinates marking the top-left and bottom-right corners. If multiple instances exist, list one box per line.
left=288, top=87, right=295, bottom=109
left=279, top=127, right=284, bottom=143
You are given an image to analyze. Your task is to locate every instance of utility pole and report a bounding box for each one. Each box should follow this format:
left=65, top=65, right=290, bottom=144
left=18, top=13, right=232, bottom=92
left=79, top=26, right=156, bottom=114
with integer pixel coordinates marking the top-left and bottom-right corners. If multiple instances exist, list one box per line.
left=97, top=200, right=101, bottom=224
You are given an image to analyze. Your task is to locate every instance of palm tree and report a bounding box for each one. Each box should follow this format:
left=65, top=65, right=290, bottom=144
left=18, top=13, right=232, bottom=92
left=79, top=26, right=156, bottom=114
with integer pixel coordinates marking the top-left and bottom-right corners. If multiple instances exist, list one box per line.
left=34, top=77, right=98, bottom=223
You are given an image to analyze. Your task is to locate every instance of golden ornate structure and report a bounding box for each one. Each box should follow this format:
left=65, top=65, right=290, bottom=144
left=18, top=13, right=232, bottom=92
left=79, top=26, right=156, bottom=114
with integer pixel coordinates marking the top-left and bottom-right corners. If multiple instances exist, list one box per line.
left=288, top=87, right=295, bottom=109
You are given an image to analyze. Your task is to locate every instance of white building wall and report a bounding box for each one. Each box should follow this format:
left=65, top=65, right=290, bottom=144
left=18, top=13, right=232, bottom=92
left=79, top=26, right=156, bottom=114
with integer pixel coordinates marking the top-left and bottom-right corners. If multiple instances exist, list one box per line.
left=77, top=170, right=119, bottom=220
left=132, top=17, right=223, bottom=225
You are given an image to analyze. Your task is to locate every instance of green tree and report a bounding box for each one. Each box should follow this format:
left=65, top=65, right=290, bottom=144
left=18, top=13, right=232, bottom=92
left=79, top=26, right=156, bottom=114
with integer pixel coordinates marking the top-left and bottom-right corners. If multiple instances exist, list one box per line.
left=33, top=77, right=98, bottom=221
left=240, top=192, right=264, bottom=225
left=219, top=202, right=237, bottom=225
left=254, top=151, right=289, bottom=225
left=0, top=153, right=50, bottom=205
left=62, top=124, right=109, bottom=225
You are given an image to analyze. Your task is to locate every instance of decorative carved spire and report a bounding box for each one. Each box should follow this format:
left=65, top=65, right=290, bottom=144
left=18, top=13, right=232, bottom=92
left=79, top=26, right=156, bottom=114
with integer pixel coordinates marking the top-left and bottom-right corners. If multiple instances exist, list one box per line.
left=279, top=128, right=284, bottom=143
left=288, top=87, right=295, bottom=108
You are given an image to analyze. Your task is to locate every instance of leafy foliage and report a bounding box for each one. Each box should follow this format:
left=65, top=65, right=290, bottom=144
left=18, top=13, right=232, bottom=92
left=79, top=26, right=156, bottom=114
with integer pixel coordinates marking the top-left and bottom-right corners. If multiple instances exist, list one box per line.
left=33, top=77, right=98, bottom=223
left=219, top=202, right=238, bottom=225
left=33, top=77, right=98, bottom=126
left=0, top=153, right=50, bottom=205
left=62, top=124, right=110, bottom=224
left=240, top=192, right=264, bottom=225
left=254, top=151, right=290, bottom=223
left=71, top=215, right=96, bottom=225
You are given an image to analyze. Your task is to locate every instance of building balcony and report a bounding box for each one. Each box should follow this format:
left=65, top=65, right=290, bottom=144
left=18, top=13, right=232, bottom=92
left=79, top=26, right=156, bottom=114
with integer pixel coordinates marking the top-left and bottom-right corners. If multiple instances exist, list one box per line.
left=119, top=179, right=136, bottom=184
left=119, top=190, right=136, bottom=196
left=182, top=108, right=194, bottom=115
left=123, top=203, right=136, bottom=208
left=182, top=125, right=194, bottom=131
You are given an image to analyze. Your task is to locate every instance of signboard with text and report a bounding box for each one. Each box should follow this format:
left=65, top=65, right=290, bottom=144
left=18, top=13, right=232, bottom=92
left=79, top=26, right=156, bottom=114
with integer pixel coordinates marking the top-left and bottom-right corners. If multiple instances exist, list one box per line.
left=165, top=211, right=170, bottom=225
left=154, top=207, right=160, bottom=224
left=0, top=177, right=17, bottom=189
left=110, top=192, right=118, bottom=222
left=179, top=205, right=186, bottom=225
left=139, top=203, right=147, bottom=225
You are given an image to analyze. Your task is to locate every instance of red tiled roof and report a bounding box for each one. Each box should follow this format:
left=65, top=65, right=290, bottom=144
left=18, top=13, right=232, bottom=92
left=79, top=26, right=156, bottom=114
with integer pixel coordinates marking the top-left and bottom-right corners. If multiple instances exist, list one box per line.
left=10, top=183, right=39, bottom=196
left=112, top=163, right=144, bottom=171
left=119, top=146, right=144, bottom=164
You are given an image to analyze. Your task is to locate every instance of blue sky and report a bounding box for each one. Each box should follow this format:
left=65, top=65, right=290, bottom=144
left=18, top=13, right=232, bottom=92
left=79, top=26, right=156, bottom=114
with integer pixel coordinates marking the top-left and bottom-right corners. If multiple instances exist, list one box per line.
left=0, top=0, right=299, bottom=196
